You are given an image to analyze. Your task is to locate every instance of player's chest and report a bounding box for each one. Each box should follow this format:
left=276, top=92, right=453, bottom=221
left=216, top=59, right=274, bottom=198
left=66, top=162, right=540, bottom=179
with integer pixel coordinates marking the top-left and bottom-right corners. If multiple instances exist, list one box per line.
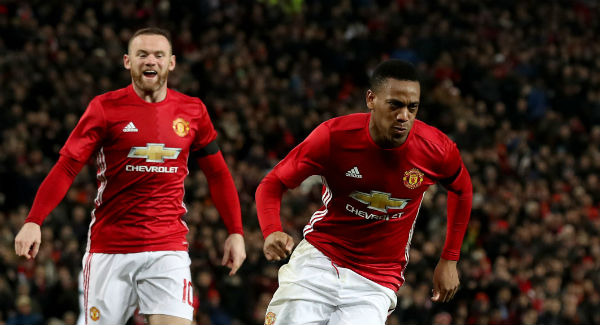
left=104, top=106, right=197, bottom=149
left=325, top=147, right=435, bottom=199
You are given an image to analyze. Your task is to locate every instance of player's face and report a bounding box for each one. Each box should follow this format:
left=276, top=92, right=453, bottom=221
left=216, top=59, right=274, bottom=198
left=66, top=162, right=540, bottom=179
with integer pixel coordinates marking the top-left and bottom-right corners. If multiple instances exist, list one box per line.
left=124, top=34, right=175, bottom=93
left=367, top=79, right=420, bottom=148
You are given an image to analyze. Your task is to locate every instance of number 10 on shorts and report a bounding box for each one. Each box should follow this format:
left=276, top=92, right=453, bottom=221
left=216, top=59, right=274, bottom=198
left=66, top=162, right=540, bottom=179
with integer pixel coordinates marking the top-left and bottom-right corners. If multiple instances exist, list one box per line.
left=183, top=279, right=194, bottom=306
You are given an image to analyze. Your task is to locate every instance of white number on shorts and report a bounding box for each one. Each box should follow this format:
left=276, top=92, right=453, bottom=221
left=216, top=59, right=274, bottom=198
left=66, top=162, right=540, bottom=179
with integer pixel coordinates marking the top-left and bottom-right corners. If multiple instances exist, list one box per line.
left=182, top=279, right=194, bottom=306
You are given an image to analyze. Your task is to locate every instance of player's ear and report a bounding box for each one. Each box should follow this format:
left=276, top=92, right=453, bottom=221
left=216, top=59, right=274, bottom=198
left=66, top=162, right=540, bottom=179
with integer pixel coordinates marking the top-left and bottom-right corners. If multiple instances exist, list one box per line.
left=123, top=54, right=131, bottom=70
left=366, top=89, right=376, bottom=110
left=169, top=54, right=176, bottom=71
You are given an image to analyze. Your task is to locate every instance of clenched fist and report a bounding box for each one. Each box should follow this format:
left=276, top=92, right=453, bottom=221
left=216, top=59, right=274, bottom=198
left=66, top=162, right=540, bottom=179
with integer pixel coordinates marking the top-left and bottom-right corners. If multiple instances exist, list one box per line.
left=263, top=231, right=294, bottom=261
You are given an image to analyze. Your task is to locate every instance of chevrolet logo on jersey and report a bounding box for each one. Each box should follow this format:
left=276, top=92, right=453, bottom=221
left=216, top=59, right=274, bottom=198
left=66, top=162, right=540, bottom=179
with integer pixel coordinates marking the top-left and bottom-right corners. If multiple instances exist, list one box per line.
left=128, top=143, right=181, bottom=162
left=349, top=191, right=410, bottom=212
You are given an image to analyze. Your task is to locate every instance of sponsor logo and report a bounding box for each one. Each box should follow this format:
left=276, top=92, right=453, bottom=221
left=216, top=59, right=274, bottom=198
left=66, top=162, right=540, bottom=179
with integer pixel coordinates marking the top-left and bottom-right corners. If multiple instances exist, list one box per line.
left=125, top=165, right=178, bottom=173
left=90, top=306, right=100, bottom=321
left=122, top=122, right=139, bottom=132
left=346, top=204, right=404, bottom=221
left=173, top=118, right=190, bottom=137
left=349, top=190, right=410, bottom=212
left=127, top=143, right=181, bottom=163
left=345, top=166, right=362, bottom=178
left=403, top=168, right=424, bottom=189
left=264, top=312, right=276, bottom=325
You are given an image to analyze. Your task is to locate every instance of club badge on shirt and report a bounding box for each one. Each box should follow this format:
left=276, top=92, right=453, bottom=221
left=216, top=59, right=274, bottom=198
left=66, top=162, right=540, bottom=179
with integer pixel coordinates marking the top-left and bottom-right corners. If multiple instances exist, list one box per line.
left=173, top=118, right=190, bottom=137
left=403, top=168, right=424, bottom=189
left=264, top=312, right=276, bottom=325
left=90, top=306, right=100, bottom=321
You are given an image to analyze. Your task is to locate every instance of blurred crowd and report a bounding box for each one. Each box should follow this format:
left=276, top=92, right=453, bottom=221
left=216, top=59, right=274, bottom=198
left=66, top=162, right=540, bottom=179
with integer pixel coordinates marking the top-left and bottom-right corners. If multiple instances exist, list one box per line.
left=1, top=0, right=599, bottom=324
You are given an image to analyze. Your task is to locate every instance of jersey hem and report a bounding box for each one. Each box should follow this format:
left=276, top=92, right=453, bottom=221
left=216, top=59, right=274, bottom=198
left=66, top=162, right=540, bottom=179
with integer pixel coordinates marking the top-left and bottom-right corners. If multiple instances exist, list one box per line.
left=89, top=245, right=188, bottom=254
left=305, top=236, right=401, bottom=292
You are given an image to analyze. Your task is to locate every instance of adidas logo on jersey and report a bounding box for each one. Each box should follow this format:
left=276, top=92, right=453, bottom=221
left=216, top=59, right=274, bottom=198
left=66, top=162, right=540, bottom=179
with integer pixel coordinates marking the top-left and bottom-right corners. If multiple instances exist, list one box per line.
left=345, top=167, right=362, bottom=178
left=122, top=122, right=139, bottom=132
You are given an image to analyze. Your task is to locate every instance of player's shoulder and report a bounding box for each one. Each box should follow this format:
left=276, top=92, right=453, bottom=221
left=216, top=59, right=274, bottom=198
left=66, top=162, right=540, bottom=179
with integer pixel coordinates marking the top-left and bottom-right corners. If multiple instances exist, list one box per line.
left=167, top=88, right=205, bottom=106
left=323, top=113, right=369, bottom=132
left=94, top=86, right=130, bottom=106
left=412, top=119, right=455, bottom=150
left=168, top=88, right=209, bottom=117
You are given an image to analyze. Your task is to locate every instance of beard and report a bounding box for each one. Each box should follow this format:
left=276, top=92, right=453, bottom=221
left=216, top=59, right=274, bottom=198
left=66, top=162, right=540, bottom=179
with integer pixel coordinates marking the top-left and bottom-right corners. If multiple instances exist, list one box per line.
left=131, top=68, right=168, bottom=92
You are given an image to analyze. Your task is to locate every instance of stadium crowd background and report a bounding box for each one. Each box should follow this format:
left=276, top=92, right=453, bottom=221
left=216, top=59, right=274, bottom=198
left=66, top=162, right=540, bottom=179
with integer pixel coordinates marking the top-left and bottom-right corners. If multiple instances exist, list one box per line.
left=1, top=0, right=599, bottom=324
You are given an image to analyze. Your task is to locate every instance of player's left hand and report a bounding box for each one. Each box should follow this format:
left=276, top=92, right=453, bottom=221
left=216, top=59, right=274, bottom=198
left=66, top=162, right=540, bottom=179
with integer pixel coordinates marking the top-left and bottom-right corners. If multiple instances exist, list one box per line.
left=222, top=233, right=246, bottom=276
left=431, top=258, right=459, bottom=303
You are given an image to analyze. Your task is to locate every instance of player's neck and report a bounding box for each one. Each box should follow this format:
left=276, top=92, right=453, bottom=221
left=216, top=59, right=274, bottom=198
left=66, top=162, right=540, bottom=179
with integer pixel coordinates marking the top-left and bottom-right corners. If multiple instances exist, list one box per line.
left=377, top=137, right=407, bottom=149
left=131, top=84, right=168, bottom=103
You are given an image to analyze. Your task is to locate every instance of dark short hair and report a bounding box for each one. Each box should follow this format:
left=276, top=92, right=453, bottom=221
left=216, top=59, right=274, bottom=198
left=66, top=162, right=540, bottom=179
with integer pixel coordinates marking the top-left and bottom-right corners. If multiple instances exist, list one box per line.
left=370, top=59, right=419, bottom=91
left=128, top=27, right=172, bottom=53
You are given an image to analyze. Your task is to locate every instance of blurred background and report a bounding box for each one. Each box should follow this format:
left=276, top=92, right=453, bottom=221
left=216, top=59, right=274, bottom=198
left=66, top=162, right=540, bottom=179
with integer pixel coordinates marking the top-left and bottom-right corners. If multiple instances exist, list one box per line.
left=1, top=0, right=599, bottom=324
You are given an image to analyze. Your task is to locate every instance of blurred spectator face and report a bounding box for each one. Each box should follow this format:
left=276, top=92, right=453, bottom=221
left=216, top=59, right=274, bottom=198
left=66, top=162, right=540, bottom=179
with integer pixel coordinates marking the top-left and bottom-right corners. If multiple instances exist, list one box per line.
left=521, top=308, right=538, bottom=325
left=433, top=311, right=452, bottom=325
left=63, top=311, right=76, bottom=325
left=124, top=34, right=175, bottom=93
left=367, top=79, right=420, bottom=147
left=16, top=295, right=32, bottom=315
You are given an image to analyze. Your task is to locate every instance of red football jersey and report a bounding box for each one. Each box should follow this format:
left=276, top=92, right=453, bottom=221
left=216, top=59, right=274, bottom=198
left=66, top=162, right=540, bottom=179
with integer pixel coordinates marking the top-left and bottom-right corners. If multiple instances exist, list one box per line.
left=60, top=85, right=217, bottom=253
left=272, top=113, right=466, bottom=291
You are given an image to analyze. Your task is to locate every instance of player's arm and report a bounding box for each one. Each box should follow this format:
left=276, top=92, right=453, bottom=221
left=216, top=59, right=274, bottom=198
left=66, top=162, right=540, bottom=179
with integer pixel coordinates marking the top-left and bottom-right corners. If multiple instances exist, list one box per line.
left=15, top=98, right=105, bottom=260
left=193, top=141, right=245, bottom=275
left=15, top=156, right=86, bottom=259
left=433, top=142, right=473, bottom=302
left=256, top=123, right=330, bottom=261
left=256, top=173, right=293, bottom=261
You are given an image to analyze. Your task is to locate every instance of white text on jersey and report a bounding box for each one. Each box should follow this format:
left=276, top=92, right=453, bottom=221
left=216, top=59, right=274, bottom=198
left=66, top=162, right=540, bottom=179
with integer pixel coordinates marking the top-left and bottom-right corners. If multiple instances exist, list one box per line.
left=346, top=204, right=404, bottom=221
left=126, top=165, right=178, bottom=173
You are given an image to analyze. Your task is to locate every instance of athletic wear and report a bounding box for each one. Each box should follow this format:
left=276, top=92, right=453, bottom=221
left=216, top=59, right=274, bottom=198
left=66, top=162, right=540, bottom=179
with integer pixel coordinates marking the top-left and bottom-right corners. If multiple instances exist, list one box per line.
left=25, top=84, right=243, bottom=253
left=266, top=240, right=396, bottom=325
left=24, top=84, right=243, bottom=322
left=257, top=113, right=472, bottom=291
left=81, top=251, right=194, bottom=324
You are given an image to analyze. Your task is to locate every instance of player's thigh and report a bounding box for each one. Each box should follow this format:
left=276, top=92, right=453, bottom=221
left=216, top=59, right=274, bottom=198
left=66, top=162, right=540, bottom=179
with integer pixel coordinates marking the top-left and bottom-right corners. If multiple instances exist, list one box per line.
left=136, top=251, right=194, bottom=321
left=82, top=253, right=139, bottom=325
left=278, top=240, right=341, bottom=294
left=266, top=240, right=339, bottom=325
left=328, top=293, right=391, bottom=325
left=147, top=314, right=191, bottom=325
left=330, top=266, right=396, bottom=325
left=266, top=295, right=335, bottom=325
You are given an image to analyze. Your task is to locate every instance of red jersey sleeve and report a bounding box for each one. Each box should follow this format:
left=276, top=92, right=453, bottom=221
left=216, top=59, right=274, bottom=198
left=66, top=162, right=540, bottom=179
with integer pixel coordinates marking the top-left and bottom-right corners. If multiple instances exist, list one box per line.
left=439, top=141, right=463, bottom=180
left=273, top=123, right=331, bottom=188
left=191, top=101, right=218, bottom=152
left=439, top=141, right=473, bottom=261
left=25, top=156, right=85, bottom=225
left=196, top=152, right=243, bottom=235
left=256, top=173, right=286, bottom=238
left=59, top=98, right=106, bottom=163
left=257, top=123, right=330, bottom=238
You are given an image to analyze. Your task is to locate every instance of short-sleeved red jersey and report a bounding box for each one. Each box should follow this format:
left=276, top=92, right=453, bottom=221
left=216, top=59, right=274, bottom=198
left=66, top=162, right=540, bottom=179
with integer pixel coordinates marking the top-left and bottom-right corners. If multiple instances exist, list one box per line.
left=61, top=85, right=217, bottom=253
left=271, top=113, right=470, bottom=291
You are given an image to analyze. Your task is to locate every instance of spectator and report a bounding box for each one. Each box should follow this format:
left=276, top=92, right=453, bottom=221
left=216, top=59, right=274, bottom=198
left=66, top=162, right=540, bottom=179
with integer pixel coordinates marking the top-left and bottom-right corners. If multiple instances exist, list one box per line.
left=6, top=295, right=43, bottom=325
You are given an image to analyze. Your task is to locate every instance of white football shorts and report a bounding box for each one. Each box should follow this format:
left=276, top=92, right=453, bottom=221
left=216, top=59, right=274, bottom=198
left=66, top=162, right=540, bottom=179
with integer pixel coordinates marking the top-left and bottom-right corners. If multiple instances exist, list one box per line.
left=265, top=240, right=397, bottom=325
left=81, top=251, right=194, bottom=325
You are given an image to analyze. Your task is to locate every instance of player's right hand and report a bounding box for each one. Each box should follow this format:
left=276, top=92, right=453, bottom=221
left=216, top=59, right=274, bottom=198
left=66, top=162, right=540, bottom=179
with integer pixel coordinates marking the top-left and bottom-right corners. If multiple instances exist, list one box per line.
left=263, top=231, right=294, bottom=261
left=14, top=222, right=41, bottom=259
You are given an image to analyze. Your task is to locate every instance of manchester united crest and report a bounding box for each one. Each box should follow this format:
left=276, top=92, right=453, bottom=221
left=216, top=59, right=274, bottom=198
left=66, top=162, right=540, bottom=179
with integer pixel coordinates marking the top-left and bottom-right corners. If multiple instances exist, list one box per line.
left=264, top=311, right=277, bottom=325
left=403, top=168, right=424, bottom=189
left=172, top=118, right=190, bottom=137
left=90, top=306, right=100, bottom=321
